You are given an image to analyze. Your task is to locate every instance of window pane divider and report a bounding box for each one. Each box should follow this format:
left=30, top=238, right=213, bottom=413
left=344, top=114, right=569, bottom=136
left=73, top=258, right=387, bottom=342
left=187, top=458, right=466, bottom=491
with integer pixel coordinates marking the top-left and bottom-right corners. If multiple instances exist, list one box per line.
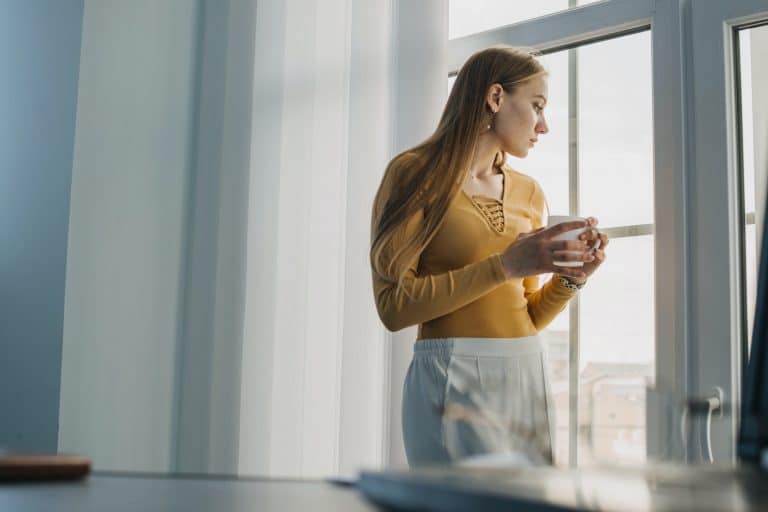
left=567, top=25, right=580, bottom=467
left=448, top=0, right=653, bottom=72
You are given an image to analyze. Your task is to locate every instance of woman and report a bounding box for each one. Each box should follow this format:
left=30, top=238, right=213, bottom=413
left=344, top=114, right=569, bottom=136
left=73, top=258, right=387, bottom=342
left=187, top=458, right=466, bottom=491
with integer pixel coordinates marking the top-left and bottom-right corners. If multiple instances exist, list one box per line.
left=369, top=46, right=608, bottom=467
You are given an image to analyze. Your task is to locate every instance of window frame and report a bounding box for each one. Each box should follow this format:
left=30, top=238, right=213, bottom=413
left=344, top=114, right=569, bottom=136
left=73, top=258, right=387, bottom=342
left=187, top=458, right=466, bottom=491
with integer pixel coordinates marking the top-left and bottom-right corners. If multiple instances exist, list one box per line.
left=448, top=0, right=687, bottom=466
left=686, top=0, right=768, bottom=463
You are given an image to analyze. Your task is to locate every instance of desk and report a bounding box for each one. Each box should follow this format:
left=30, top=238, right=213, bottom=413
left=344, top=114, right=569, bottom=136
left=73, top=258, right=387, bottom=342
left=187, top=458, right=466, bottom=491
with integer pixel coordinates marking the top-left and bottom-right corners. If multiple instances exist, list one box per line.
left=0, top=471, right=377, bottom=512
left=360, top=463, right=768, bottom=511
left=6, top=464, right=766, bottom=511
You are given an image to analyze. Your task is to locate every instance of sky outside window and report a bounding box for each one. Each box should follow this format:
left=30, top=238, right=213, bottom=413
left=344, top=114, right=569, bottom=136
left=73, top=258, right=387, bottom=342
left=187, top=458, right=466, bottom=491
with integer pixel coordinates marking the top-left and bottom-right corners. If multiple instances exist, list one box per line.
left=449, top=0, right=605, bottom=40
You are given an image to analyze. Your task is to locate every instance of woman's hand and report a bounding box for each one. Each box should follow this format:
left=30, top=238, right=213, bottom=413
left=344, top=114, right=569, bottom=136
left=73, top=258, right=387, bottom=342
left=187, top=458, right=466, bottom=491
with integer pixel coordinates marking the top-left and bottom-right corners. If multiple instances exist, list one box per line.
left=564, top=217, right=609, bottom=284
left=500, top=219, right=594, bottom=281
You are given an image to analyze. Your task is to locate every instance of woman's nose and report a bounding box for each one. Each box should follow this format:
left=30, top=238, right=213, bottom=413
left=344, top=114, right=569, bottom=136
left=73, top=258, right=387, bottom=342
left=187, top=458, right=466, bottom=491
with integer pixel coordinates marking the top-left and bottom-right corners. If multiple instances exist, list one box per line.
left=536, top=115, right=549, bottom=134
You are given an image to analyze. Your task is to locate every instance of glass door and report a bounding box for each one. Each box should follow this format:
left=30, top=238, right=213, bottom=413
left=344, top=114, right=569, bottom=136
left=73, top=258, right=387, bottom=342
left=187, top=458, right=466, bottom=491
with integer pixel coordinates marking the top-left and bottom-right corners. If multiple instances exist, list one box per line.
left=687, top=0, right=768, bottom=462
left=442, top=0, right=768, bottom=468
left=448, top=0, right=671, bottom=468
left=737, top=23, right=768, bottom=358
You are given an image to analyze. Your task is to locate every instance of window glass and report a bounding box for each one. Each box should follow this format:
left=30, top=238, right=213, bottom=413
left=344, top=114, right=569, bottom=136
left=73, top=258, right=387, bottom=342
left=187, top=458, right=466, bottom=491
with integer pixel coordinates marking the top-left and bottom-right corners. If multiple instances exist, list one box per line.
left=578, top=234, right=655, bottom=465
left=738, top=25, right=768, bottom=352
left=578, top=31, right=653, bottom=227
left=450, top=0, right=605, bottom=40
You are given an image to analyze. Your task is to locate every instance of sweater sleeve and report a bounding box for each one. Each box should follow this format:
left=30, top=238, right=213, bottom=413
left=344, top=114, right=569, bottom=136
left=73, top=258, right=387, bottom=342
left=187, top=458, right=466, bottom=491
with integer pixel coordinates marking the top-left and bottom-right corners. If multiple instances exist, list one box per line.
left=522, top=179, right=578, bottom=331
left=372, top=208, right=509, bottom=332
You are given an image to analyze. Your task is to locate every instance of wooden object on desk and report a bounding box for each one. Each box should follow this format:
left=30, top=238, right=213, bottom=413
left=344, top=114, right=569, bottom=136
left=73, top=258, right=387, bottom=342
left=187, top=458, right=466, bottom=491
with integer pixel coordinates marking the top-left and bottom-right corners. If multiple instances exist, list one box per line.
left=0, top=453, right=91, bottom=481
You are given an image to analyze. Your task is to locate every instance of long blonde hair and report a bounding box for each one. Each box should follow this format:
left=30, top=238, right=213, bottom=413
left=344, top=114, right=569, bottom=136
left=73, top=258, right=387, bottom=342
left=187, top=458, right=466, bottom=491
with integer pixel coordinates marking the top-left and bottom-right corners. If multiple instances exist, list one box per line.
left=370, top=45, right=547, bottom=292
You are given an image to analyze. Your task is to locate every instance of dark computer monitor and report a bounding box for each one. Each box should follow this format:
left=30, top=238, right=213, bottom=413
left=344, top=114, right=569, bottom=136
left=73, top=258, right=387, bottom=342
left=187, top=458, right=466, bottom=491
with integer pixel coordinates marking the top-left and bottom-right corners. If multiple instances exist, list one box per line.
left=738, top=190, right=768, bottom=465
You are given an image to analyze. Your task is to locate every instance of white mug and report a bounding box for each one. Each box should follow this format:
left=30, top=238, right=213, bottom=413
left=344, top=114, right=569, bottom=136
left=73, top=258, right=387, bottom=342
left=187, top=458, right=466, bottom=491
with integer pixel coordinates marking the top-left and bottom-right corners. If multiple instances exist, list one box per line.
left=546, top=215, right=602, bottom=267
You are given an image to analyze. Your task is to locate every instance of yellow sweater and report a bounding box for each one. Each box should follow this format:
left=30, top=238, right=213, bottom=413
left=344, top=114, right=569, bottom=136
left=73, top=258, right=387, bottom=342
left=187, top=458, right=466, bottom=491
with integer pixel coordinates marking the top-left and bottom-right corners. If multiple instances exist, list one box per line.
left=372, top=163, right=577, bottom=339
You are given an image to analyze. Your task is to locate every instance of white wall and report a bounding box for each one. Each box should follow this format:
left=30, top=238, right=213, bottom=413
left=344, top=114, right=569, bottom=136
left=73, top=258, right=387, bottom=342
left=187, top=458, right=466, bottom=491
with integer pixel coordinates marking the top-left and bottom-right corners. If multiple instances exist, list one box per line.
left=58, top=0, right=200, bottom=471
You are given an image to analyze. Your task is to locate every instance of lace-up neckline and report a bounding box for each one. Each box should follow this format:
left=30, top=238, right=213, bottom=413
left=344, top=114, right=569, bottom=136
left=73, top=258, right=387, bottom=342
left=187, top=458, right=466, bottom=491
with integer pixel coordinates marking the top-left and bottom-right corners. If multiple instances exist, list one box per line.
left=468, top=196, right=505, bottom=233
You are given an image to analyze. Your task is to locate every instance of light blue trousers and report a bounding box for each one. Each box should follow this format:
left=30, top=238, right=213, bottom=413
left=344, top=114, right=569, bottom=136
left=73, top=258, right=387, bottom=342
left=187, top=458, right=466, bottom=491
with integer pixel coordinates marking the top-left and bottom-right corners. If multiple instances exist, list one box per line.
left=401, top=336, right=556, bottom=467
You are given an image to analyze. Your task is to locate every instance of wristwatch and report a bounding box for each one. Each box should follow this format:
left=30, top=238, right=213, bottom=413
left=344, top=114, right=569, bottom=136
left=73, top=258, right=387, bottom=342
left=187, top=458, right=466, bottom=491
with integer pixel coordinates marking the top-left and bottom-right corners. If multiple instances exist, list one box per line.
left=557, top=275, right=586, bottom=290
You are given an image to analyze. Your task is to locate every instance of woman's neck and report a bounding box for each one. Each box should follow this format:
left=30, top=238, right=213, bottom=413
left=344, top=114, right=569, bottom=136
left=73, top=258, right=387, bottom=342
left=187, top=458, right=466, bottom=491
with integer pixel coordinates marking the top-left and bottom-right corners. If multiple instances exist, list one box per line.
left=468, top=136, right=502, bottom=179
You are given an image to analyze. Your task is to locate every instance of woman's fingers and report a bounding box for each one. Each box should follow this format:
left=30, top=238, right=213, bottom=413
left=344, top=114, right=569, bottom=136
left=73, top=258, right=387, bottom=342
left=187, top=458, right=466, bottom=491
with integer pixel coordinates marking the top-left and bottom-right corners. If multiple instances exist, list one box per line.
left=552, top=250, right=595, bottom=262
left=549, top=239, right=588, bottom=251
left=517, top=226, right=547, bottom=240
left=579, top=228, right=602, bottom=245
left=593, top=248, right=606, bottom=261
left=540, top=220, right=588, bottom=239
left=579, top=228, right=608, bottom=254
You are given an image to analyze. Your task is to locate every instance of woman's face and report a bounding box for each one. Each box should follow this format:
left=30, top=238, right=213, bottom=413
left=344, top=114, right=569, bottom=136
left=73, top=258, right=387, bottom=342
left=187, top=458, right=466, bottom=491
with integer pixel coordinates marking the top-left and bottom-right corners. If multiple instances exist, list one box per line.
left=488, top=74, right=549, bottom=158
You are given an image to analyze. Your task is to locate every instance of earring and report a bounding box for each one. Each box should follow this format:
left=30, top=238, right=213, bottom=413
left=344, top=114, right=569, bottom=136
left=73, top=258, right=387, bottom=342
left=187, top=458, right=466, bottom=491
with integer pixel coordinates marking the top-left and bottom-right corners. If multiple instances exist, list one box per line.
left=484, top=110, right=496, bottom=132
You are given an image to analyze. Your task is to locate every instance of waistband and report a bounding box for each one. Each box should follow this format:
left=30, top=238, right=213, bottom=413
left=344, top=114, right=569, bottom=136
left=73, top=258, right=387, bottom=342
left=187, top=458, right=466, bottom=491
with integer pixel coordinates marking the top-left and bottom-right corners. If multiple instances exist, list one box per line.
left=413, top=335, right=544, bottom=358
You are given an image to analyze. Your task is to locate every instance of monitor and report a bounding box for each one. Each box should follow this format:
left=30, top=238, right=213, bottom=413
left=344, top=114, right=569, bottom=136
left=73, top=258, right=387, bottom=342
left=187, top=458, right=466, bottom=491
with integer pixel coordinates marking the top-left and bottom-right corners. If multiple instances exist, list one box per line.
left=738, top=185, right=768, bottom=466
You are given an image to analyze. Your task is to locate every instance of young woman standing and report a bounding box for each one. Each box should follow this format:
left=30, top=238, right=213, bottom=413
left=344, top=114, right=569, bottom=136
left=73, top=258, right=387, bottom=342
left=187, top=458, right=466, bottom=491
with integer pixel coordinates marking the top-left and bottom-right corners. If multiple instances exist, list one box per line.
left=370, top=46, right=608, bottom=466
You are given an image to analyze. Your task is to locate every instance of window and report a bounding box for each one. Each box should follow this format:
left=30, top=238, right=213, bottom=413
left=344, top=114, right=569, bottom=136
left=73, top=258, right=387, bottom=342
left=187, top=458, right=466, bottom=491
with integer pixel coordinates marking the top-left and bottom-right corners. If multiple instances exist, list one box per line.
left=447, top=24, right=654, bottom=467
left=538, top=31, right=654, bottom=468
left=442, top=0, right=768, bottom=471
left=738, top=24, right=768, bottom=356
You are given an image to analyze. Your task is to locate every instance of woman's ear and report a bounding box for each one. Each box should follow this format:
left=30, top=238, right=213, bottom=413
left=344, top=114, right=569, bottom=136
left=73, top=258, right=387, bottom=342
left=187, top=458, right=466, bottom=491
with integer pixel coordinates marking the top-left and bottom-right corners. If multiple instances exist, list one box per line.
left=486, top=83, right=503, bottom=113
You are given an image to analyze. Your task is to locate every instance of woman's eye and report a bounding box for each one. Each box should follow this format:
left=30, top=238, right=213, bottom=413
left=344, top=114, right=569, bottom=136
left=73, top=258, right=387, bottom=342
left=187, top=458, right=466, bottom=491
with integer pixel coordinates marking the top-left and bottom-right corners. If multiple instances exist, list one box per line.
left=534, top=104, right=544, bottom=112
